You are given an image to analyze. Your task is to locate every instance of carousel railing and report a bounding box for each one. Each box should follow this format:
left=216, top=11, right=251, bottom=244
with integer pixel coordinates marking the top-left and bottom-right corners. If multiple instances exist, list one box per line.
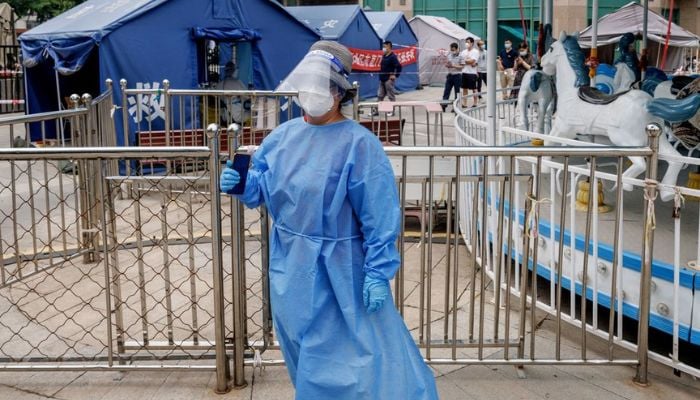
left=455, top=93, right=700, bottom=380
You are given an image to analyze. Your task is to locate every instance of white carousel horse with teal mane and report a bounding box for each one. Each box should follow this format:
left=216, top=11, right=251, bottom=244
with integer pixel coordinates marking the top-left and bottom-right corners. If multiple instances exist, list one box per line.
left=540, top=31, right=700, bottom=201
left=594, top=63, right=636, bottom=94
left=516, top=69, right=555, bottom=134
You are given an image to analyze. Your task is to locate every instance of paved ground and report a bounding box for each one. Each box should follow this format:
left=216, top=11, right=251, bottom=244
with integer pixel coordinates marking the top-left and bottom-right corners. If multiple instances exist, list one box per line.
left=0, top=87, right=699, bottom=399
left=0, top=331, right=698, bottom=400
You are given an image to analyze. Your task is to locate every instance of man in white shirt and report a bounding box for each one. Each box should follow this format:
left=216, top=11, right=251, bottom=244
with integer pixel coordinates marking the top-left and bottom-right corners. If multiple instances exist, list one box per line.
left=476, top=40, right=488, bottom=99
left=460, top=37, right=479, bottom=108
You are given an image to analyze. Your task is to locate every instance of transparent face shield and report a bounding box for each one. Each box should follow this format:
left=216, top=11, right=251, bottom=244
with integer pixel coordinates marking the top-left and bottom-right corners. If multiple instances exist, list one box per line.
left=277, top=50, right=350, bottom=117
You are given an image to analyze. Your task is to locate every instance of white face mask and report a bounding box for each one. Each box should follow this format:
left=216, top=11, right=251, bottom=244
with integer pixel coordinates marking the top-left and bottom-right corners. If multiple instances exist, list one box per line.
left=519, top=51, right=528, bottom=57
left=505, top=43, right=512, bottom=49
left=298, top=91, right=334, bottom=118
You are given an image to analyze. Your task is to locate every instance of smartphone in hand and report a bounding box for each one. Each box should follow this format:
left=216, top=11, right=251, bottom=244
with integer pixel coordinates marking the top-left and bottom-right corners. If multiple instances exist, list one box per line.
left=227, top=153, right=251, bottom=195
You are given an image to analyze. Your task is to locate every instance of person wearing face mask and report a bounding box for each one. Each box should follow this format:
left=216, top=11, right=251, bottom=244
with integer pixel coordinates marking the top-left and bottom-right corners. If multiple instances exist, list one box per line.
left=498, top=39, right=517, bottom=100
left=510, top=41, right=533, bottom=100
left=219, top=40, right=438, bottom=400
left=476, top=40, right=488, bottom=98
left=460, top=37, right=480, bottom=107
left=442, top=42, right=463, bottom=111
left=378, top=40, right=402, bottom=111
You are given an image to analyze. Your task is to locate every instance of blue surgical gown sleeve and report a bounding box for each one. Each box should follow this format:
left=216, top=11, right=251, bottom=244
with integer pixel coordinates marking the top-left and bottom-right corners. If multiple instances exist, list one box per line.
left=235, top=142, right=269, bottom=209
left=347, top=136, right=401, bottom=281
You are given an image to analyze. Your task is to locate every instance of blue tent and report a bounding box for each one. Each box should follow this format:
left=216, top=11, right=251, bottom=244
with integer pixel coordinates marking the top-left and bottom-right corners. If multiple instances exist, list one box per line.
left=19, top=0, right=319, bottom=144
left=286, top=5, right=382, bottom=99
left=366, top=11, right=419, bottom=92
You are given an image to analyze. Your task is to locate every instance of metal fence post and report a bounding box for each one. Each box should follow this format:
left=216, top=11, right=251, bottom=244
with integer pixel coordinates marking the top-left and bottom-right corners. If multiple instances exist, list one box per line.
left=635, top=123, right=660, bottom=386
left=230, top=127, right=248, bottom=389
left=207, top=123, right=231, bottom=393
left=352, top=81, right=360, bottom=120
left=260, top=206, right=273, bottom=351
left=73, top=93, right=101, bottom=264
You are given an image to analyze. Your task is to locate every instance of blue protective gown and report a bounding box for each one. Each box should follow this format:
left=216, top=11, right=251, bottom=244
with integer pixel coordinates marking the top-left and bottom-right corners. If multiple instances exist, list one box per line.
left=237, top=117, right=438, bottom=400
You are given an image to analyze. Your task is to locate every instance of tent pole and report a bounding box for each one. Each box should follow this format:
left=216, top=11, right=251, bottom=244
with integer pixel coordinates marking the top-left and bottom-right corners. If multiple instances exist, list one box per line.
left=55, top=69, right=65, bottom=146
left=487, top=0, right=497, bottom=146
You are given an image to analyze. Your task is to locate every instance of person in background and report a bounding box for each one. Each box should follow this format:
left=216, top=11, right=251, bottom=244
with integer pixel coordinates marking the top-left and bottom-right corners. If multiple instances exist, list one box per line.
left=510, top=41, right=533, bottom=100
left=497, top=39, right=517, bottom=100
left=614, top=32, right=641, bottom=83
left=476, top=40, right=488, bottom=99
left=377, top=40, right=402, bottom=116
left=219, top=40, right=438, bottom=400
left=460, top=37, right=480, bottom=108
left=442, top=42, right=463, bottom=112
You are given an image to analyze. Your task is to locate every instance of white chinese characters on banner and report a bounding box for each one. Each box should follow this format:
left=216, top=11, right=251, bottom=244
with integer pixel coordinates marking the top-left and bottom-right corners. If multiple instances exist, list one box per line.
left=127, top=82, right=165, bottom=124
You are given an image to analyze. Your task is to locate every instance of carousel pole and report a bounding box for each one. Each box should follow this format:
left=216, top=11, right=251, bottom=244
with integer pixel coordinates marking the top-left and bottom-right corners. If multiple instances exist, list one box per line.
left=589, top=0, right=599, bottom=85
left=544, top=0, right=553, bottom=28
left=642, top=0, right=649, bottom=79
left=487, top=0, right=498, bottom=146
left=576, top=0, right=612, bottom=213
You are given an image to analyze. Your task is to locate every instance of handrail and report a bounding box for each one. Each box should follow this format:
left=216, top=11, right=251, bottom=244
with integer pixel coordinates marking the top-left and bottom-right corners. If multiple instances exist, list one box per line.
left=0, top=146, right=211, bottom=160
left=384, top=146, right=652, bottom=157
left=124, top=88, right=299, bottom=97
left=0, top=108, right=88, bottom=125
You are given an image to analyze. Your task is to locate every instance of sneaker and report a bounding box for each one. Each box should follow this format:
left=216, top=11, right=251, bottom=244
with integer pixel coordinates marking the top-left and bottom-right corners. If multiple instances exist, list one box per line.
left=370, top=111, right=379, bottom=117
left=386, top=112, right=394, bottom=117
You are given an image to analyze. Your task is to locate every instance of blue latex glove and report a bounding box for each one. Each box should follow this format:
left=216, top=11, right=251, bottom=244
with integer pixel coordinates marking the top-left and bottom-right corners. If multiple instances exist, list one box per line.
left=363, top=276, right=390, bottom=313
left=219, top=159, right=241, bottom=194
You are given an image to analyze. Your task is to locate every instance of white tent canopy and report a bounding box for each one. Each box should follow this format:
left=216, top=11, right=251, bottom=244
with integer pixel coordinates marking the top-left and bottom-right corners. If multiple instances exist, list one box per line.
left=409, top=15, right=480, bottom=86
left=579, top=2, right=699, bottom=48
left=0, top=3, right=16, bottom=46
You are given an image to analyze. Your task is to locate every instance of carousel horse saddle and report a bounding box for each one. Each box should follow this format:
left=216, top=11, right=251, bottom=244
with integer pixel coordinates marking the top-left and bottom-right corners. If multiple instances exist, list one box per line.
left=672, top=76, right=695, bottom=95
left=647, top=93, right=700, bottom=123
left=578, top=86, right=630, bottom=105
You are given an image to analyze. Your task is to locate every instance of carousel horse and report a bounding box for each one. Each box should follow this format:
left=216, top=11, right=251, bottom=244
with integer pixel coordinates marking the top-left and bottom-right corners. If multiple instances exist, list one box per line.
left=597, top=64, right=666, bottom=96
left=516, top=69, right=555, bottom=133
left=540, top=31, right=700, bottom=201
left=671, top=77, right=700, bottom=151
left=612, top=63, right=636, bottom=93
left=652, top=75, right=695, bottom=99
left=593, top=63, right=635, bottom=94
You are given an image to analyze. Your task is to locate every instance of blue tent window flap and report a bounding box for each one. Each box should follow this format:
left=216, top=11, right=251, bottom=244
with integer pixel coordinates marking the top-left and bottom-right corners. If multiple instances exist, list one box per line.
left=192, top=27, right=261, bottom=42
left=21, top=36, right=98, bottom=75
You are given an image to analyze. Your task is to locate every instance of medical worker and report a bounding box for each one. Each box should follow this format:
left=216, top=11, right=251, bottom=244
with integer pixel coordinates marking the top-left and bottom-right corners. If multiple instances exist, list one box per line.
left=219, top=41, right=438, bottom=400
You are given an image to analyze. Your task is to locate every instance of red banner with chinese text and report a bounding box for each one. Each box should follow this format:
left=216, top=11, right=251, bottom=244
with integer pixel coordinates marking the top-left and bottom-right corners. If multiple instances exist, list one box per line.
left=348, top=47, right=418, bottom=72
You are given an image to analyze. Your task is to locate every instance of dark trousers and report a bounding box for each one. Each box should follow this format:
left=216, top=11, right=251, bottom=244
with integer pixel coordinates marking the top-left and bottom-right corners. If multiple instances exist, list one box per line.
left=442, top=74, right=462, bottom=100
left=477, top=72, right=487, bottom=92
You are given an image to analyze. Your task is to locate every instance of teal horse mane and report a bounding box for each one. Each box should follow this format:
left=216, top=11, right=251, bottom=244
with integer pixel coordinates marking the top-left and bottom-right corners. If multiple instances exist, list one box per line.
left=561, top=35, right=590, bottom=88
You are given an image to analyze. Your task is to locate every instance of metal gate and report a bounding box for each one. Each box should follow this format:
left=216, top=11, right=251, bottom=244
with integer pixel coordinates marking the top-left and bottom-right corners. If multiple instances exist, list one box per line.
left=0, top=45, right=23, bottom=114
left=0, top=82, right=689, bottom=394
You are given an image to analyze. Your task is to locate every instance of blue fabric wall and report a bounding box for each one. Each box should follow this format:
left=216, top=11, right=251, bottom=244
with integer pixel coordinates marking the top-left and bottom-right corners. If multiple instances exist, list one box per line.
left=338, top=14, right=382, bottom=99
left=22, top=0, right=319, bottom=144
left=287, top=6, right=383, bottom=99
left=381, top=15, right=419, bottom=92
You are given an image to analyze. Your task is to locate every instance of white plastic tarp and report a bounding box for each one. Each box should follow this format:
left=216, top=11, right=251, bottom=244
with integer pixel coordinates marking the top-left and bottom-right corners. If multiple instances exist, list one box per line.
left=579, top=2, right=700, bottom=48
left=409, top=15, right=480, bottom=86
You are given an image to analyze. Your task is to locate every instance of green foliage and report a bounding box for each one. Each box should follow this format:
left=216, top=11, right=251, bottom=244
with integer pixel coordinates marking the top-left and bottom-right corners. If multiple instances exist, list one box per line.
left=7, top=0, right=87, bottom=21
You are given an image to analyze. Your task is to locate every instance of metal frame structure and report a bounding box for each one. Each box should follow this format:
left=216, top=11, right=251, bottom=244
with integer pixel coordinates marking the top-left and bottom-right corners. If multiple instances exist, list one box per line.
left=0, top=78, right=696, bottom=394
